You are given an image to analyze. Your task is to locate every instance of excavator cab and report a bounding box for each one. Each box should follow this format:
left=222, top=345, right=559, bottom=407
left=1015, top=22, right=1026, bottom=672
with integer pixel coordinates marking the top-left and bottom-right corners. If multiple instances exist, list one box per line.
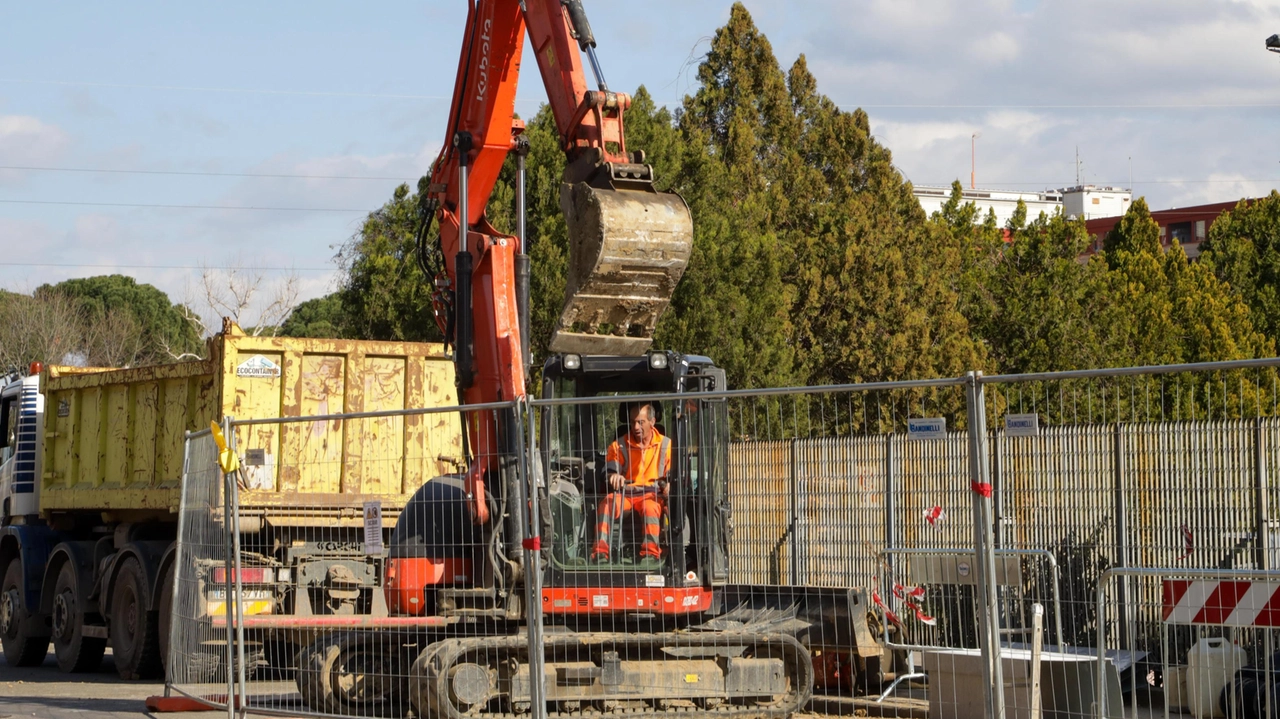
left=540, top=351, right=730, bottom=600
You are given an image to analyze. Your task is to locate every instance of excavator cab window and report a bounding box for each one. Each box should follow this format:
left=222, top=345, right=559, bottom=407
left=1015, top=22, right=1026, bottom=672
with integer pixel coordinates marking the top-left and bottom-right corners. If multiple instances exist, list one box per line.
left=544, top=392, right=676, bottom=570
left=541, top=354, right=686, bottom=572
left=541, top=353, right=729, bottom=583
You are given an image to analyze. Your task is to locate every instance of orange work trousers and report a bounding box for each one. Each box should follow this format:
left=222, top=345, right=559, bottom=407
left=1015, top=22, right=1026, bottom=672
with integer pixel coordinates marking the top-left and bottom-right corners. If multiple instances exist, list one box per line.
left=592, top=492, right=664, bottom=560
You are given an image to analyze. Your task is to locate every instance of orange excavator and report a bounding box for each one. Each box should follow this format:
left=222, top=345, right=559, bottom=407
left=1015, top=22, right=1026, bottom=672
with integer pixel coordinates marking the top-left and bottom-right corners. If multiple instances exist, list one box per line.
left=293, top=2, right=894, bottom=716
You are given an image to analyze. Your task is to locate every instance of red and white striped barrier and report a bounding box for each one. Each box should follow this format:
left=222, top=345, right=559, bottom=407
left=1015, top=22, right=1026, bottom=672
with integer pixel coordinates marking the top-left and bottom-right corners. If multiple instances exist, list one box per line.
left=1163, top=579, right=1280, bottom=627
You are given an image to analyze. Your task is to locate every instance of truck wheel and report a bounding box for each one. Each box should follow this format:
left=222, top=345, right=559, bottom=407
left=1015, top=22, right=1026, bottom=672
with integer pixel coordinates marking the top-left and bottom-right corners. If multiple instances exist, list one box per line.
left=51, top=562, right=105, bottom=673
left=110, top=557, right=162, bottom=679
left=297, top=632, right=408, bottom=717
left=1, top=560, right=50, bottom=667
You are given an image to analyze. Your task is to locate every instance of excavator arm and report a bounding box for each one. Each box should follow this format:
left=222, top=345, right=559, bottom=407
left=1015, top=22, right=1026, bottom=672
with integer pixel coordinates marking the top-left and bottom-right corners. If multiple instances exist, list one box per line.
left=428, top=0, right=693, bottom=523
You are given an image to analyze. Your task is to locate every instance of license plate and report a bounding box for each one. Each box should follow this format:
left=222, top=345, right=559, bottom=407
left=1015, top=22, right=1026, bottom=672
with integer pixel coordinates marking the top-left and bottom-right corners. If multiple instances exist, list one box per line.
left=207, top=589, right=274, bottom=616
left=208, top=589, right=272, bottom=601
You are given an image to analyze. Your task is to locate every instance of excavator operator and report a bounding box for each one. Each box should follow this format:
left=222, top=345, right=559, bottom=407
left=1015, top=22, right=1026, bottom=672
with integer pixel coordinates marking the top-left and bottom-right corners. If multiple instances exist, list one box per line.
left=591, top=402, right=671, bottom=563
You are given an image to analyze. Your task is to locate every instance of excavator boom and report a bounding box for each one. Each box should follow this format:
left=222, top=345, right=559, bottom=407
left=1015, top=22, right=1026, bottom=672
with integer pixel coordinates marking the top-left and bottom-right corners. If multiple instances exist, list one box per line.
left=431, top=0, right=692, bottom=381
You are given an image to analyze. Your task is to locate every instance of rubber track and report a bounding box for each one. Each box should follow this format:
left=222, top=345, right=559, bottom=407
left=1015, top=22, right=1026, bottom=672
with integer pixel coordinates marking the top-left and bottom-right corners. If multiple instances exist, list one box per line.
left=413, top=630, right=814, bottom=719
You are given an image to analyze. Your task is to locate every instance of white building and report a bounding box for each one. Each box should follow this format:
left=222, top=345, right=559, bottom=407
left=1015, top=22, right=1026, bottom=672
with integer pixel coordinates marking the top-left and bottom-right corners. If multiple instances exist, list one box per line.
left=913, top=184, right=1133, bottom=225
left=1061, top=185, right=1132, bottom=220
left=913, top=185, right=1063, bottom=227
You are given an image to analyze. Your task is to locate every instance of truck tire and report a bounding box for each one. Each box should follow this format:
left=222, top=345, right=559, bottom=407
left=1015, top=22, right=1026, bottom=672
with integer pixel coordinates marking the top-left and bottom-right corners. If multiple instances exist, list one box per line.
left=296, top=632, right=409, bottom=717
left=51, top=562, right=105, bottom=673
left=110, top=557, right=162, bottom=679
left=1, top=560, right=50, bottom=667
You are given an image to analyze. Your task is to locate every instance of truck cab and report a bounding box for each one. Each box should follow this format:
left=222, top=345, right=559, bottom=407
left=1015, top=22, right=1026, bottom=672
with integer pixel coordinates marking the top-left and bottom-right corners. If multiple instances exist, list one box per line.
left=0, top=367, right=43, bottom=522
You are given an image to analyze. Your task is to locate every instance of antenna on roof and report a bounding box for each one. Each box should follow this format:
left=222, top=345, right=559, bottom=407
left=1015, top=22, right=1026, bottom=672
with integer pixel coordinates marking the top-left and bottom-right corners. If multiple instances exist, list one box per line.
left=971, top=132, right=981, bottom=189
left=1075, top=146, right=1081, bottom=186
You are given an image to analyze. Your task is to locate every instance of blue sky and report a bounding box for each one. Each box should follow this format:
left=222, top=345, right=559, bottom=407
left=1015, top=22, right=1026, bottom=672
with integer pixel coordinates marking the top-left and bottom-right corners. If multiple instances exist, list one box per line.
left=2, top=1, right=1279, bottom=326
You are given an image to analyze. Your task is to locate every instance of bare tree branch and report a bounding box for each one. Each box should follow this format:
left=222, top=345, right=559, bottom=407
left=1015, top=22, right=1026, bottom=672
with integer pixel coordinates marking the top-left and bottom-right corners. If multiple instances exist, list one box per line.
left=251, top=271, right=300, bottom=337
left=184, top=258, right=300, bottom=338
left=85, top=307, right=145, bottom=368
left=0, top=291, right=90, bottom=370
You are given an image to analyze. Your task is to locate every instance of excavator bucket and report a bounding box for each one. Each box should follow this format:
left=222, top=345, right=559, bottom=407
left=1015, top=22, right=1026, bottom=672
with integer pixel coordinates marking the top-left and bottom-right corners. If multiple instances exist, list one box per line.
left=550, top=180, right=693, bottom=356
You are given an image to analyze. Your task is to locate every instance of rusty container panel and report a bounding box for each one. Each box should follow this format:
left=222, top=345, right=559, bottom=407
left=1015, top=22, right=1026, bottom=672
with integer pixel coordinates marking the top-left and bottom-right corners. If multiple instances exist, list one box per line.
left=221, top=332, right=462, bottom=526
left=40, top=326, right=460, bottom=525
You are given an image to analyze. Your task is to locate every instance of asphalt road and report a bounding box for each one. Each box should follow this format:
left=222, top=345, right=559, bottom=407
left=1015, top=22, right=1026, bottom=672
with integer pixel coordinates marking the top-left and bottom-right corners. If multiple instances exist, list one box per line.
left=0, top=650, right=225, bottom=719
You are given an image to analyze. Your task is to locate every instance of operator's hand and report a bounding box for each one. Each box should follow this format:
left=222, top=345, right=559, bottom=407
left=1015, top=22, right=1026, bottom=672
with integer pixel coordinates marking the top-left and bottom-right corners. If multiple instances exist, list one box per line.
left=662, top=480, right=670, bottom=498
left=609, top=472, right=626, bottom=491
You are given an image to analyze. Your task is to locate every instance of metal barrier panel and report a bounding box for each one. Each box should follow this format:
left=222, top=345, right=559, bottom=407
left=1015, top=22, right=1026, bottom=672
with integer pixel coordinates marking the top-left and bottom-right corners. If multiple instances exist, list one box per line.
left=796, top=434, right=888, bottom=588
left=236, top=402, right=506, bottom=719
left=165, top=402, right=515, bottom=719
left=531, top=380, right=1005, bottom=718
left=158, top=356, right=1280, bottom=719
left=1095, top=567, right=1280, bottom=719
left=167, top=428, right=235, bottom=708
left=985, top=363, right=1280, bottom=717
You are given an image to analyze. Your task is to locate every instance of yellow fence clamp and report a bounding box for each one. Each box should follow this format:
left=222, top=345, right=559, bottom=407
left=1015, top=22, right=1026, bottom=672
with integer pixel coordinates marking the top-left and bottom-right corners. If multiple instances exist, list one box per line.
left=210, top=420, right=241, bottom=475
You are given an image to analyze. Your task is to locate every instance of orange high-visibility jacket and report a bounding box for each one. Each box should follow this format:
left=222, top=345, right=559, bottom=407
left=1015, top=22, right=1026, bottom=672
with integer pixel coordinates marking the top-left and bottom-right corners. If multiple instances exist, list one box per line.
left=604, top=430, right=672, bottom=486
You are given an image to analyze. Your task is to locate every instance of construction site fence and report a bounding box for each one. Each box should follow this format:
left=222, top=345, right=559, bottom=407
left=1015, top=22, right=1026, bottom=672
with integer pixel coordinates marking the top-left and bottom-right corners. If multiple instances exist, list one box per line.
left=162, top=356, right=1280, bottom=719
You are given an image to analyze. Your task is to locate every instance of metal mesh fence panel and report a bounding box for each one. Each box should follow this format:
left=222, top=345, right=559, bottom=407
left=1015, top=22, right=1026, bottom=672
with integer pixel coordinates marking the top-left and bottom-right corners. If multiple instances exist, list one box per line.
left=167, top=428, right=235, bottom=707
left=218, top=403, right=510, bottom=719
left=795, top=434, right=888, bottom=589
left=1093, top=567, right=1280, bottom=719
left=155, top=356, right=1280, bottom=719
left=984, top=362, right=1280, bottom=717
left=531, top=379, right=1005, bottom=719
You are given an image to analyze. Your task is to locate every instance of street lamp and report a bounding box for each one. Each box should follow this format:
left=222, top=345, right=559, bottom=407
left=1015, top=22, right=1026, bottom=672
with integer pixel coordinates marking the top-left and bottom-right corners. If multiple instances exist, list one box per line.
left=1268, top=34, right=1280, bottom=54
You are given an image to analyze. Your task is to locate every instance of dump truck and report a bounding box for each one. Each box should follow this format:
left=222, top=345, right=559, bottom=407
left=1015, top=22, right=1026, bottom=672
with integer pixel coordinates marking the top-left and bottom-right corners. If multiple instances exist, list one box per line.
left=0, top=321, right=461, bottom=679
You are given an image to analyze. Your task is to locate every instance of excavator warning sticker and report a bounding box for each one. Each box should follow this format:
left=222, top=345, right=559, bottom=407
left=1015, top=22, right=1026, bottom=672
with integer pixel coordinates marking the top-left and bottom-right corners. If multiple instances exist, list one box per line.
left=236, top=355, right=281, bottom=378
left=592, top=595, right=608, bottom=608
left=645, top=574, right=665, bottom=588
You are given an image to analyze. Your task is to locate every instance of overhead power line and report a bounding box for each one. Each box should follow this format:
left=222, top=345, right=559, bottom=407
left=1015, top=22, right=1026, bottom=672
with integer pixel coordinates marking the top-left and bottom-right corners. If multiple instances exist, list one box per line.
left=0, top=77, right=542, bottom=103
left=6, top=79, right=1272, bottom=110
left=0, top=78, right=450, bottom=100
left=1, top=262, right=335, bottom=271
left=917, top=179, right=1280, bottom=187
left=0, top=165, right=413, bottom=181
left=852, top=102, right=1280, bottom=109
left=0, top=199, right=367, bottom=212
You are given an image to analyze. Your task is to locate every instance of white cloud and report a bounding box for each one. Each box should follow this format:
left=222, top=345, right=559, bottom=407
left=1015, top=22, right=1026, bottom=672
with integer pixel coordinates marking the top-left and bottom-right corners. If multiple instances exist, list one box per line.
left=875, top=119, right=973, bottom=153
left=967, top=31, right=1020, bottom=66
left=0, top=115, right=70, bottom=185
left=760, top=0, right=1280, bottom=207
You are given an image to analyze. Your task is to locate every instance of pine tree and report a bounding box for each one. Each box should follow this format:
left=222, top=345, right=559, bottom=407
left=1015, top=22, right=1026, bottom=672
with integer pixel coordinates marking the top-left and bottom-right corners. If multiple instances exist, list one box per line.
left=656, top=4, right=798, bottom=389
left=1198, top=191, right=1280, bottom=344
left=1102, top=198, right=1271, bottom=364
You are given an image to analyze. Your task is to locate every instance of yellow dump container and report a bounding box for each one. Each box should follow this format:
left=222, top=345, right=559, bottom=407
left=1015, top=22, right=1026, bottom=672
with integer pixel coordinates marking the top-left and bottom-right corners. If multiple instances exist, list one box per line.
left=40, top=323, right=461, bottom=527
